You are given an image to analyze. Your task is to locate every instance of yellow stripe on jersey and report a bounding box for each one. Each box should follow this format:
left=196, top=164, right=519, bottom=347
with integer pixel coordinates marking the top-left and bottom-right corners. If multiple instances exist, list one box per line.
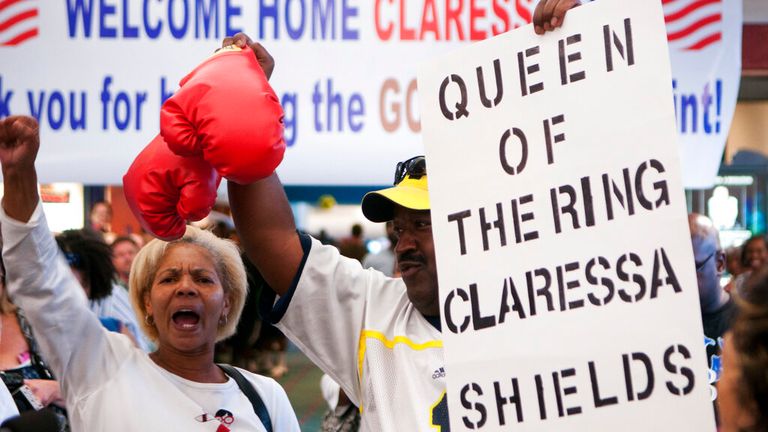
left=356, top=330, right=443, bottom=413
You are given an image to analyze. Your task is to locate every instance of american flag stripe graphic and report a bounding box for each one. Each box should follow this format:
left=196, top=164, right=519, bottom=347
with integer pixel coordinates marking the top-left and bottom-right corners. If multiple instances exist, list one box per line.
left=0, top=0, right=38, bottom=47
left=663, top=0, right=723, bottom=51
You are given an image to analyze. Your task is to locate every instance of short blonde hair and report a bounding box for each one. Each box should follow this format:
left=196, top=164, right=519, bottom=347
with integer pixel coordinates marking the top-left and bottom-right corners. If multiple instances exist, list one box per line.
left=129, top=226, right=247, bottom=343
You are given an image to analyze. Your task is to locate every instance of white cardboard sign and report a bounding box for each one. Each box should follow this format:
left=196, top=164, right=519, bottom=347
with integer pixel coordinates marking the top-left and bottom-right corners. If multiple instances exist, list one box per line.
left=418, top=1, right=715, bottom=430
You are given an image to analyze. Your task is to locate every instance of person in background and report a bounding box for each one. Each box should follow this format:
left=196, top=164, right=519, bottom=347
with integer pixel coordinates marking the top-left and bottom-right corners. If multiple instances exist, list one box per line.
left=688, top=214, right=737, bottom=424
left=717, top=268, right=768, bottom=432
left=56, top=229, right=147, bottom=350
left=732, top=235, right=768, bottom=297
left=723, top=245, right=744, bottom=293
left=0, top=115, right=300, bottom=431
left=319, top=374, right=359, bottom=432
left=253, top=318, right=289, bottom=379
left=725, top=246, right=745, bottom=279
left=0, top=382, right=18, bottom=425
left=361, top=221, right=397, bottom=277
left=0, top=258, right=67, bottom=431
left=225, top=255, right=264, bottom=370
left=741, top=235, right=768, bottom=274
left=88, top=201, right=115, bottom=244
left=338, top=223, right=367, bottom=263
left=111, top=236, right=140, bottom=289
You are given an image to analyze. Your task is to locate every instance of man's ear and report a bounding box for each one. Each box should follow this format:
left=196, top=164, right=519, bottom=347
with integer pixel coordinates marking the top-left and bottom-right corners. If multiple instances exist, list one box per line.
left=715, top=250, right=726, bottom=276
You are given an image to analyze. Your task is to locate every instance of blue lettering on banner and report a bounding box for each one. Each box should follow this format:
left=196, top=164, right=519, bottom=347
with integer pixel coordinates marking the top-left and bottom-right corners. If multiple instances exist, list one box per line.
left=672, top=79, right=723, bottom=136
left=225, top=0, right=242, bottom=36
left=123, top=0, right=140, bottom=37
left=259, top=0, right=359, bottom=40
left=340, top=0, right=357, bottom=39
left=160, top=76, right=176, bottom=106
left=144, top=0, right=163, bottom=38
left=26, top=88, right=87, bottom=131
left=311, top=78, right=365, bottom=133
left=195, top=0, right=219, bottom=38
left=312, top=0, right=333, bottom=39
left=100, top=76, right=148, bottom=131
left=286, top=0, right=306, bottom=40
left=67, top=0, right=96, bottom=37
left=66, top=0, right=241, bottom=39
left=100, top=0, right=117, bottom=38
left=0, top=77, right=14, bottom=118
left=168, top=0, right=190, bottom=39
left=281, top=92, right=298, bottom=147
left=64, top=0, right=356, bottom=40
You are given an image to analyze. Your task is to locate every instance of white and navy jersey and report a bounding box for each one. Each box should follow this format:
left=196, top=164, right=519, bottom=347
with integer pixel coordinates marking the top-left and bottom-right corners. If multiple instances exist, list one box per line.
left=261, top=234, right=449, bottom=431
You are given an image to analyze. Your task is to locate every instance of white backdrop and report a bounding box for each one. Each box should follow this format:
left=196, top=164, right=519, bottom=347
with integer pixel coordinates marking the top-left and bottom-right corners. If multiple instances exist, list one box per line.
left=0, top=0, right=742, bottom=187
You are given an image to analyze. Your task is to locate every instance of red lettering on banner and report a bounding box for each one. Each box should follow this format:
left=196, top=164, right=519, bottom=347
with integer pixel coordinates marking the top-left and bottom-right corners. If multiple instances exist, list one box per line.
left=492, top=0, right=511, bottom=36
left=445, top=0, right=465, bottom=40
left=516, top=0, right=533, bottom=24
left=400, top=0, right=417, bottom=40
left=373, top=0, right=535, bottom=42
left=421, top=0, right=441, bottom=40
left=470, top=0, right=487, bottom=40
left=375, top=0, right=395, bottom=40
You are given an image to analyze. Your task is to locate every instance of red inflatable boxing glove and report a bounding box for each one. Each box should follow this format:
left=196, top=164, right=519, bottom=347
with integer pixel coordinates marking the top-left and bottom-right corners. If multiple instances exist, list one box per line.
left=160, top=47, right=285, bottom=185
left=123, top=134, right=222, bottom=241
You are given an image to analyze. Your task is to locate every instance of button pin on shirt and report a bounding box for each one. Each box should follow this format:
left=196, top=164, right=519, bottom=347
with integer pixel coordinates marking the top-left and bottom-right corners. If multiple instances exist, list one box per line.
left=194, top=409, right=234, bottom=432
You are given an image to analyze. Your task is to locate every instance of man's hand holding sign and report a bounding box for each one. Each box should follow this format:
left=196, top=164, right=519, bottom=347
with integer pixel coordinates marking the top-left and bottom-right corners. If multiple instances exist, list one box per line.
left=419, top=0, right=715, bottom=430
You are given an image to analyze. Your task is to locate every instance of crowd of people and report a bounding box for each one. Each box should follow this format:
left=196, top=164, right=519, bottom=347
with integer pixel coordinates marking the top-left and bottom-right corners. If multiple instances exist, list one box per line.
left=0, top=1, right=765, bottom=431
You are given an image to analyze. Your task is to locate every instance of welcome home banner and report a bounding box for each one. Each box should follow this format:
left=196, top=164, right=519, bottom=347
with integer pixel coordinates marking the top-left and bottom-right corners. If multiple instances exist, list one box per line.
left=0, top=0, right=741, bottom=187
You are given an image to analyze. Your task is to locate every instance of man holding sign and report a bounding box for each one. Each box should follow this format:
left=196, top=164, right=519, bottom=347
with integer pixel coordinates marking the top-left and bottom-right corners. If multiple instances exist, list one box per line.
left=136, top=0, right=717, bottom=431
left=222, top=4, right=577, bottom=432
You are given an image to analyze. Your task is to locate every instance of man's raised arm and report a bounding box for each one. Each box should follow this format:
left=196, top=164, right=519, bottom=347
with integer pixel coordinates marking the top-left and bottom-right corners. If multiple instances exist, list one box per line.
left=225, top=34, right=306, bottom=297
left=229, top=175, right=304, bottom=297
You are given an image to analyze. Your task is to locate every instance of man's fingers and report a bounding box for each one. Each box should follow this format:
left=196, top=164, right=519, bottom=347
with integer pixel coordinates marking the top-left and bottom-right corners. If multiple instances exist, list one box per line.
left=0, top=116, right=37, bottom=147
left=532, top=0, right=547, bottom=29
left=250, top=42, right=273, bottom=64
left=552, top=0, right=580, bottom=28
left=533, top=0, right=579, bottom=34
left=0, top=120, right=8, bottom=146
left=11, top=116, right=39, bottom=142
left=221, top=36, right=233, bottom=47
left=541, top=0, right=561, bottom=27
left=222, top=33, right=274, bottom=79
left=232, top=32, right=254, bottom=49
left=249, top=41, right=275, bottom=79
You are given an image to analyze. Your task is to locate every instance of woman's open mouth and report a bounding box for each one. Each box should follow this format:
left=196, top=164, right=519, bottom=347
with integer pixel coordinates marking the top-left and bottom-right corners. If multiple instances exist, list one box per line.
left=172, top=309, right=200, bottom=329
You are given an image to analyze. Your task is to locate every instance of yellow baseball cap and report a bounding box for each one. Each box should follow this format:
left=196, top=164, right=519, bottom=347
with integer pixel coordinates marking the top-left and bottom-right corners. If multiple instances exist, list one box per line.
left=361, top=156, right=429, bottom=222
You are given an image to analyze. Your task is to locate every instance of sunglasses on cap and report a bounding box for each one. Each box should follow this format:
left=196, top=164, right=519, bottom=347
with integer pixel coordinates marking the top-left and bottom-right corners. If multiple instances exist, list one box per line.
left=393, top=155, right=427, bottom=185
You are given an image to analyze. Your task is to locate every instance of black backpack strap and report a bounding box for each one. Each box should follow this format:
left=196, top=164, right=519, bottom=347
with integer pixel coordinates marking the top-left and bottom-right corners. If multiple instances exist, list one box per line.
left=218, top=364, right=273, bottom=432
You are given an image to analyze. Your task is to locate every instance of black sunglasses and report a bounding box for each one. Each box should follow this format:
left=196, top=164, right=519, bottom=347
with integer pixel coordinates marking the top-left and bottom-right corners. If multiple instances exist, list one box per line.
left=393, top=155, right=427, bottom=185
